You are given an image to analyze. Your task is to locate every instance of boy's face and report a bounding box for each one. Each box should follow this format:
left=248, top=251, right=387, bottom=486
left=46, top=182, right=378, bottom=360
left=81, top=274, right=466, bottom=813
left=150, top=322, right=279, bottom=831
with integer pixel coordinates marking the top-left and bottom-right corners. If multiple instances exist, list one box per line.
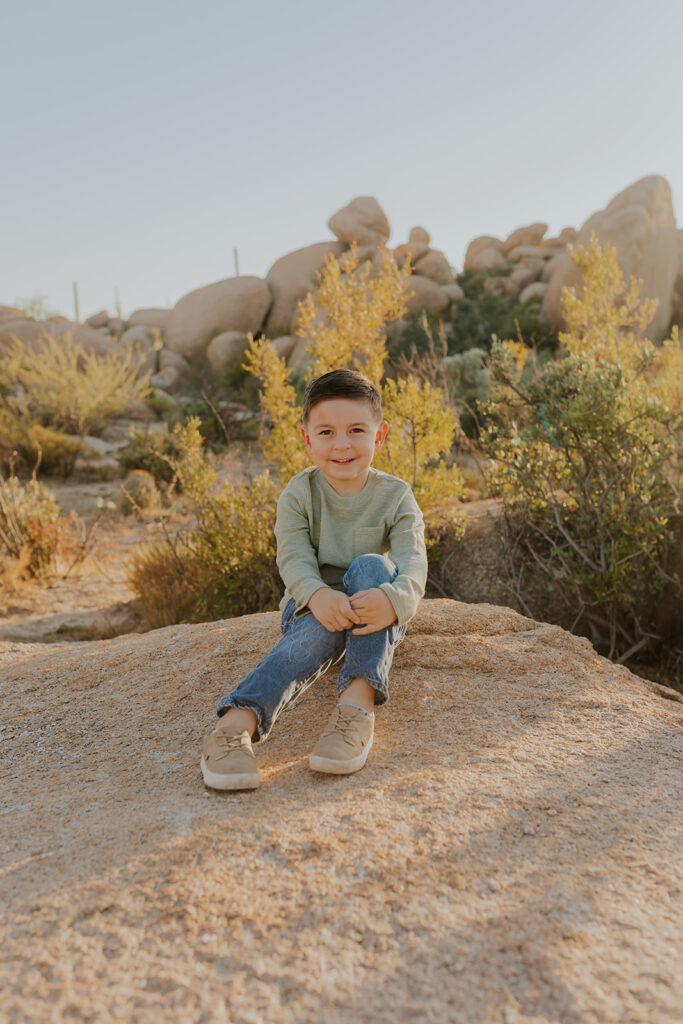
left=301, top=397, right=388, bottom=496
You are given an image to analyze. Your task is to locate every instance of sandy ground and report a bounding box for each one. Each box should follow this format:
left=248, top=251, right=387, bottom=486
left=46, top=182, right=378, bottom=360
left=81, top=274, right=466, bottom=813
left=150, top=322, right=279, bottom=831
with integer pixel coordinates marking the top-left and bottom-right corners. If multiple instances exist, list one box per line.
left=1, top=600, right=682, bottom=1024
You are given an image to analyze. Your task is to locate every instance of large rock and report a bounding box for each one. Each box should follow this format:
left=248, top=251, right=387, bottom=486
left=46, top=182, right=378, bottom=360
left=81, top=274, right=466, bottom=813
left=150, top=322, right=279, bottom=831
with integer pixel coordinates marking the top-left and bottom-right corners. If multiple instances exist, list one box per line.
left=441, top=283, right=465, bottom=306
left=138, top=347, right=190, bottom=382
left=542, top=175, right=679, bottom=339
left=393, top=227, right=431, bottom=268
left=519, top=281, right=548, bottom=304
left=159, top=349, right=190, bottom=372
left=541, top=251, right=568, bottom=283
left=413, top=250, right=455, bottom=286
left=120, top=325, right=158, bottom=353
left=1, top=601, right=681, bottom=1023
left=150, top=365, right=182, bottom=393
left=205, top=330, right=250, bottom=377
left=404, top=275, right=449, bottom=313
left=542, top=227, right=578, bottom=248
left=393, top=242, right=428, bottom=269
left=464, top=236, right=506, bottom=273
left=328, top=196, right=390, bottom=246
left=409, top=226, right=430, bottom=246
left=508, top=259, right=544, bottom=292
left=0, top=305, right=24, bottom=325
left=507, top=244, right=564, bottom=261
left=502, top=222, right=548, bottom=255
left=85, top=310, right=109, bottom=328
left=286, top=336, right=309, bottom=366
left=165, top=276, right=271, bottom=359
left=265, top=241, right=346, bottom=332
left=271, top=335, right=298, bottom=362
left=128, top=308, right=171, bottom=333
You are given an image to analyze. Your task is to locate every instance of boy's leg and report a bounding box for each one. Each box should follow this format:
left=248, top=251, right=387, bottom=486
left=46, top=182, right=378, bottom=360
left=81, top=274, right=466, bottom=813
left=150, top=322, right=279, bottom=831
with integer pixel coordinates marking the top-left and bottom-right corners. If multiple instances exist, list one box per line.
left=309, top=555, right=406, bottom=775
left=215, top=600, right=347, bottom=742
left=202, top=601, right=347, bottom=790
left=338, top=553, right=406, bottom=704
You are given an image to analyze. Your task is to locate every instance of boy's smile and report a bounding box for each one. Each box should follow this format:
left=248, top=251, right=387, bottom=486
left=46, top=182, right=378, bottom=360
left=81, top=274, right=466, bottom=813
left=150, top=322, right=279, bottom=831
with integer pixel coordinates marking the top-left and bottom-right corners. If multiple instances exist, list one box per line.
left=301, top=398, right=388, bottom=496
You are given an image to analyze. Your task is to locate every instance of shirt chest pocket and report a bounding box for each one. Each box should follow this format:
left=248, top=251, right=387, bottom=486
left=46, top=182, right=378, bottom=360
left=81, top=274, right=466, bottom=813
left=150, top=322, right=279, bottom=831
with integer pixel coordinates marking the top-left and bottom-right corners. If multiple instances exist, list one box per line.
left=353, top=526, right=388, bottom=559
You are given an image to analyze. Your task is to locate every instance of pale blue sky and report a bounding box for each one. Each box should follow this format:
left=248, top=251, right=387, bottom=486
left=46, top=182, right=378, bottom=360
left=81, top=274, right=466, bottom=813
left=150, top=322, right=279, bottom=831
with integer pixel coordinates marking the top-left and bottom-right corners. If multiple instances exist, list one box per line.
left=2, top=0, right=682, bottom=320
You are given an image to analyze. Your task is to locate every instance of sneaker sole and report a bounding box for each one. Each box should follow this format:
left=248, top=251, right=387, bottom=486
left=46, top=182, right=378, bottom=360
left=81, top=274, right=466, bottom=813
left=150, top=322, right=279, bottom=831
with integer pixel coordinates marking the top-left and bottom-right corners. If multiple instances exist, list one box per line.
left=200, top=756, right=261, bottom=791
left=309, top=735, right=373, bottom=775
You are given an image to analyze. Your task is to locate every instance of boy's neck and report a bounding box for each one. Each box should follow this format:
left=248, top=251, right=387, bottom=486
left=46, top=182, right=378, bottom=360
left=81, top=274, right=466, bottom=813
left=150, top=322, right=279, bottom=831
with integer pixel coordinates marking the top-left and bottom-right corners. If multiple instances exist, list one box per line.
left=321, top=468, right=371, bottom=497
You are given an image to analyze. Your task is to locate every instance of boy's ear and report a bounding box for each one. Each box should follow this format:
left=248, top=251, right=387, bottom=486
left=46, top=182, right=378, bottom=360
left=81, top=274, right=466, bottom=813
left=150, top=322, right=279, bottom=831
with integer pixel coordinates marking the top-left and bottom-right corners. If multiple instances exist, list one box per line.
left=374, top=420, right=389, bottom=448
left=301, top=424, right=312, bottom=452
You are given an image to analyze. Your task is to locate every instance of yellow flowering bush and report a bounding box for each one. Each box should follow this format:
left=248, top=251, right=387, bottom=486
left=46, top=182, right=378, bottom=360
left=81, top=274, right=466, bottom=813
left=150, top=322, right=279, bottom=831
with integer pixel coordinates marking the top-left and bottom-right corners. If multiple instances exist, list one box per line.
left=244, top=245, right=464, bottom=514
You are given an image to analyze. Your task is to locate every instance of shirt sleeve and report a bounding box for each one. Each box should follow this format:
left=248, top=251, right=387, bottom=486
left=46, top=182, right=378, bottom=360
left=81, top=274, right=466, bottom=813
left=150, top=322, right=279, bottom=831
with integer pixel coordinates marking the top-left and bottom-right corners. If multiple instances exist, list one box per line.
left=378, top=488, right=428, bottom=626
left=275, top=483, right=326, bottom=615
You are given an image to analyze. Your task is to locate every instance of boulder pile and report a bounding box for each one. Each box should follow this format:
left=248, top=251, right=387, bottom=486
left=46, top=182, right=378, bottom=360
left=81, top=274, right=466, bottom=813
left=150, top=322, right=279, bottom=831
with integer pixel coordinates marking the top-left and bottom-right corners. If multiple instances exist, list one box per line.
left=3, top=176, right=683, bottom=400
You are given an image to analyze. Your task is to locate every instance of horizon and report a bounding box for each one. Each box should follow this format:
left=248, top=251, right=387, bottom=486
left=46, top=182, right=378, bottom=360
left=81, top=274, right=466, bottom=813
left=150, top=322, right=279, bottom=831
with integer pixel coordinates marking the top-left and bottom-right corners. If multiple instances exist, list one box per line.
left=3, top=0, right=682, bottom=320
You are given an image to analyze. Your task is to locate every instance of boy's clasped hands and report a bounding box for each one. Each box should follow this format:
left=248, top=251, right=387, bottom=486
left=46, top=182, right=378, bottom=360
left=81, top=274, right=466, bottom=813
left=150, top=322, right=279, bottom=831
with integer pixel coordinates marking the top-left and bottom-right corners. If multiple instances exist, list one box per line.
left=308, top=586, right=397, bottom=635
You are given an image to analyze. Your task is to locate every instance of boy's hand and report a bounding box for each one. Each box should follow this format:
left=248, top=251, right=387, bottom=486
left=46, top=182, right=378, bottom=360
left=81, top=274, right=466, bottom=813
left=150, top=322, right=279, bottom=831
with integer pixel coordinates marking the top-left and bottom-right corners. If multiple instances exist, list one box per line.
left=308, top=588, right=361, bottom=633
left=349, top=588, right=398, bottom=635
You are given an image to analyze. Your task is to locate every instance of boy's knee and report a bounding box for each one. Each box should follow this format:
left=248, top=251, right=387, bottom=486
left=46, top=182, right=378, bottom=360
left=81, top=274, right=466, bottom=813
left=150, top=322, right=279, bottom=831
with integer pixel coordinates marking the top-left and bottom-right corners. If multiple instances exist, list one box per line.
left=344, top=553, right=395, bottom=591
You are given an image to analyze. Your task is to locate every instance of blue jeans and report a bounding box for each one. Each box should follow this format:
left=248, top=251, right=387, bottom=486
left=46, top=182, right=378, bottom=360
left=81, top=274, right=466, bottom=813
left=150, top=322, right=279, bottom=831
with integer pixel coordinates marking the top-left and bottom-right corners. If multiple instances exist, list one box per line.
left=216, top=554, right=406, bottom=741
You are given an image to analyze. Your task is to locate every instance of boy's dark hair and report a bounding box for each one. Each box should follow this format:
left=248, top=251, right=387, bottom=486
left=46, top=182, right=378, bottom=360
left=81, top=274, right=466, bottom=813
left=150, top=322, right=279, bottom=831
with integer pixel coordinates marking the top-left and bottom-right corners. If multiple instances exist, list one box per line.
left=302, top=369, right=383, bottom=423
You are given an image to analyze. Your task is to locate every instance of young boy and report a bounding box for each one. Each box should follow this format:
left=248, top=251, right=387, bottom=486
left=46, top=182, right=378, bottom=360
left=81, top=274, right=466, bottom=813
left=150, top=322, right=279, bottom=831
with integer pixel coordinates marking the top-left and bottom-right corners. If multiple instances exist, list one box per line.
left=201, top=368, right=427, bottom=790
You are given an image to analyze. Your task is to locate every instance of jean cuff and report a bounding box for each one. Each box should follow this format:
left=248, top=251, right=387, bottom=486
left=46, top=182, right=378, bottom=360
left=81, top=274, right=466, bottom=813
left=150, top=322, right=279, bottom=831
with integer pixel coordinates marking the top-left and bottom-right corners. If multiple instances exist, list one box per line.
left=216, top=697, right=267, bottom=743
left=337, top=674, right=388, bottom=707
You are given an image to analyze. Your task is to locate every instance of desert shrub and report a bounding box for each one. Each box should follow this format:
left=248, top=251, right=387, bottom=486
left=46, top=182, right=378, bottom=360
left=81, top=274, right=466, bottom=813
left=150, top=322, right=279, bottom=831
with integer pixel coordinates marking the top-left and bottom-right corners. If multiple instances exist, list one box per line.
left=129, top=419, right=282, bottom=625
left=117, top=426, right=180, bottom=484
left=448, top=267, right=550, bottom=355
left=423, top=511, right=468, bottom=598
left=386, top=309, right=443, bottom=360
left=388, top=267, right=549, bottom=360
left=244, top=246, right=464, bottom=513
left=0, top=332, right=149, bottom=437
left=377, top=375, right=461, bottom=510
left=128, top=540, right=204, bottom=628
left=296, top=244, right=408, bottom=384
left=0, top=410, right=83, bottom=477
left=119, top=470, right=160, bottom=516
left=0, top=473, right=76, bottom=578
left=442, top=348, right=490, bottom=435
left=483, top=237, right=682, bottom=676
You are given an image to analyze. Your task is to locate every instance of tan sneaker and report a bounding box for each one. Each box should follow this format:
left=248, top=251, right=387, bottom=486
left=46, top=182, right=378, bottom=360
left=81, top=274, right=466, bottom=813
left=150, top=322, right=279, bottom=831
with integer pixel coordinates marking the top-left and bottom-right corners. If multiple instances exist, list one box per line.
left=201, top=729, right=261, bottom=790
left=309, top=704, right=374, bottom=775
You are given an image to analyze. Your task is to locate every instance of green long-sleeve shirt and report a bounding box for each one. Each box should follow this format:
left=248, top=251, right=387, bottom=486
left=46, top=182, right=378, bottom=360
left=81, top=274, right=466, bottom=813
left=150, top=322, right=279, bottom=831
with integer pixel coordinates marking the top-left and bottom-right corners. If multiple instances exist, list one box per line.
left=275, top=467, right=427, bottom=627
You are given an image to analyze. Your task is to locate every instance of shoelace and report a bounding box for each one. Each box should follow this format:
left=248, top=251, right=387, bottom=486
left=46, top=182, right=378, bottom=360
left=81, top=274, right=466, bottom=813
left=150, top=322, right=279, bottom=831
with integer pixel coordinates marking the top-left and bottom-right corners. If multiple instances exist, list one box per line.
left=210, top=731, right=249, bottom=762
left=321, top=708, right=365, bottom=748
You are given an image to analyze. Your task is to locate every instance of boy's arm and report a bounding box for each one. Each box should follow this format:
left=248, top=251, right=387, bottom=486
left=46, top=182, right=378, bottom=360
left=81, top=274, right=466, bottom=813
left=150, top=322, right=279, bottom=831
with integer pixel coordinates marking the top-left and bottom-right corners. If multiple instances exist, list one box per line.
left=377, top=489, right=428, bottom=626
left=275, top=487, right=327, bottom=614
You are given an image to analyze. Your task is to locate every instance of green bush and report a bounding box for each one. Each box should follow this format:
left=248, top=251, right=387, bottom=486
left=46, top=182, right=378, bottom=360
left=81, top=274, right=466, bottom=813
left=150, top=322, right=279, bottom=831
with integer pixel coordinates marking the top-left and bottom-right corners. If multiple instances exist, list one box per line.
left=387, top=269, right=552, bottom=364
left=448, top=268, right=550, bottom=355
left=442, top=347, right=490, bottom=436
left=117, top=426, right=180, bottom=484
left=482, top=340, right=681, bottom=673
